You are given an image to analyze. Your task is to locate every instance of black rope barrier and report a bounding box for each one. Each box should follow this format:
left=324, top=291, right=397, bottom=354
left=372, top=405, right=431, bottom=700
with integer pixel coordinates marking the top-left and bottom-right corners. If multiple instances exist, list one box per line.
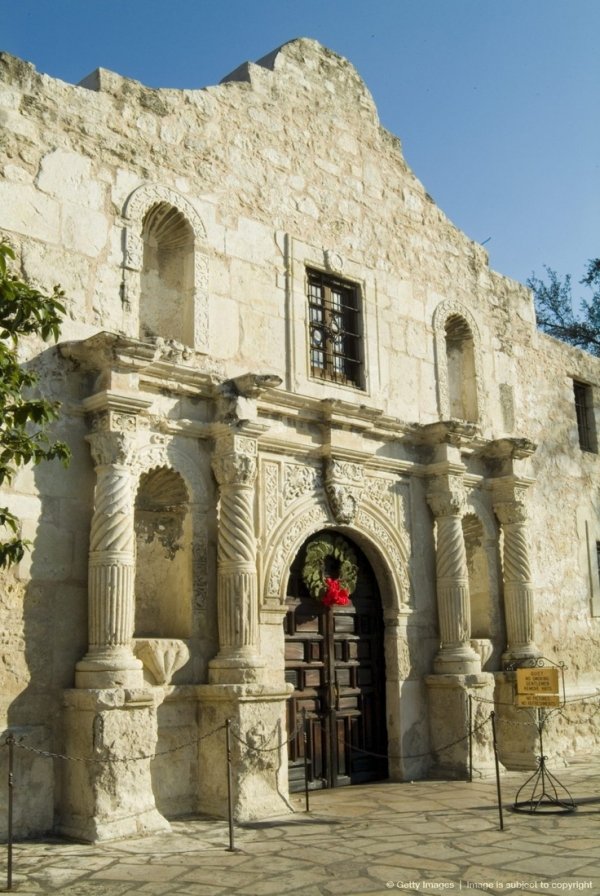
left=1, top=722, right=226, bottom=765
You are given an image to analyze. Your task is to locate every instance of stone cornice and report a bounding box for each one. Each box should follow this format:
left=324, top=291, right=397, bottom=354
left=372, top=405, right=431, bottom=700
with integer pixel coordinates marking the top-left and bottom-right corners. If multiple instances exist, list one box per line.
left=60, top=331, right=222, bottom=397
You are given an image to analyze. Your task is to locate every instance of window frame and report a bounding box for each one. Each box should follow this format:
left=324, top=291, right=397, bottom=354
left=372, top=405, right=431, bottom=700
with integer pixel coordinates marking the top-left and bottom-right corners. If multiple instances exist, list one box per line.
left=573, top=379, right=597, bottom=453
left=306, top=268, right=365, bottom=390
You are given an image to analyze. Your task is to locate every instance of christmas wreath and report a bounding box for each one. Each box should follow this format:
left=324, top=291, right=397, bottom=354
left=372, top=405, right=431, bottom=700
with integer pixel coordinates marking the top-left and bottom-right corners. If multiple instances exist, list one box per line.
left=302, top=535, right=358, bottom=607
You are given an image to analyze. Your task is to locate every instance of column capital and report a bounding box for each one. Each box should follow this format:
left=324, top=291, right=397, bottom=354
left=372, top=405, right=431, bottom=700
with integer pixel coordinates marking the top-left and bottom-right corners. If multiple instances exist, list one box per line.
left=427, top=474, right=467, bottom=518
left=490, top=475, right=533, bottom=525
left=86, top=430, right=136, bottom=467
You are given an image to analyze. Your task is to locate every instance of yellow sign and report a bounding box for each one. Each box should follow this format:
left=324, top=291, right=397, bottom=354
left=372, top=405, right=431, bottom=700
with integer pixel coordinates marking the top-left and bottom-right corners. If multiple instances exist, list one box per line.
left=515, top=667, right=560, bottom=707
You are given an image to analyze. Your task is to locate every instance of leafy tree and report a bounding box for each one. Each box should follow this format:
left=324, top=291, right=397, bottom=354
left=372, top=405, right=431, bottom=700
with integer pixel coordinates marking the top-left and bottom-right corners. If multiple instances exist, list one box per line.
left=0, top=242, right=71, bottom=568
left=528, top=258, right=600, bottom=356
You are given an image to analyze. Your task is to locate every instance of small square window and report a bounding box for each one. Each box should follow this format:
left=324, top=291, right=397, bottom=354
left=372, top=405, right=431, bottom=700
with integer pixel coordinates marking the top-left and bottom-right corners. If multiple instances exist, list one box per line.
left=573, top=380, right=597, bottom=453
left=307, top=269, right=364, bottom=389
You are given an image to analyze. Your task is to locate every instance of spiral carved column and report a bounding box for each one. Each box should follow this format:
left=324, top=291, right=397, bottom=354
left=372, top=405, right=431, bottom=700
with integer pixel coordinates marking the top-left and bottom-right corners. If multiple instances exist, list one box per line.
left=209, top=433, right=264, bottom=684
left=76, top=430, right=143, bottom=688
left=493, top=483, right=539, bottom=662
left=427, top=478, right=481, bottom=674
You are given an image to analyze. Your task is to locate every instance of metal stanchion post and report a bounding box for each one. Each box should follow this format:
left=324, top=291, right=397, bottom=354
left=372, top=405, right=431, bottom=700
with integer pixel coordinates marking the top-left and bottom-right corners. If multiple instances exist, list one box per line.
left=5, top=733, right=14, bottom=892
left=490, top=712, right=505, bottom=831
left=225, top=719, right=237, bottom=852
left=302, top=709, right=309, bottom=813
left=468, top=694, right=473, bottom=783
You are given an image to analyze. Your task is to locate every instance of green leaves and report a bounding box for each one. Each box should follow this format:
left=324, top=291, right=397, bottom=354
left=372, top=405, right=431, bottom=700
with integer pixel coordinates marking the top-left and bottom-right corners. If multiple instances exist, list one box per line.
left=528, top=259, right=600, bottom=357
left=0, top=241, right=71, bottom=567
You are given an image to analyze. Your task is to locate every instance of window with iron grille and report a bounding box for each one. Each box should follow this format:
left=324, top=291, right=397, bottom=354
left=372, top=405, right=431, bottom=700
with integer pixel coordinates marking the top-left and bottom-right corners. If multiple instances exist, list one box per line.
left=307, top=269, right=364, bottom=389
left=573, top=380, right=597, bottom=452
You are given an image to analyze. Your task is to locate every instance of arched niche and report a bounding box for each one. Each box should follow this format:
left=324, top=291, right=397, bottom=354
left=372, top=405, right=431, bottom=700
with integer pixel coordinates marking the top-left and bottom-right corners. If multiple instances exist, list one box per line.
left=433, top=301, right=485, bottom=425
left=140, top=203, right=195, bottom=344
left=461, top=501, right=504, bottom=671
left=445, top=315, right=478, bottom=422
left=134, top=466, right=193, bottom=639
left=122, top=183, right=209, bottom=352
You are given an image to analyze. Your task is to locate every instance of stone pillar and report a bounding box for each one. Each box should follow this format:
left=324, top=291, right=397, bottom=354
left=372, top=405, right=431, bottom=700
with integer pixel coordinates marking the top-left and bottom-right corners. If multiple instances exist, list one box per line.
left=209, top=430, right=264, bottom=684
left=492, top=479, right=539, bottom=663
left=427, top=477, right=480, bottom=674
left=76, top=429, right=143, bottom=689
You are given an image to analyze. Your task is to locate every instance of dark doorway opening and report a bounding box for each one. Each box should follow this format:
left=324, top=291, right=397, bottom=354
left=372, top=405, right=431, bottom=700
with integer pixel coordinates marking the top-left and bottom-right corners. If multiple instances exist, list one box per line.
left=284, top=531, right=388, bottom=791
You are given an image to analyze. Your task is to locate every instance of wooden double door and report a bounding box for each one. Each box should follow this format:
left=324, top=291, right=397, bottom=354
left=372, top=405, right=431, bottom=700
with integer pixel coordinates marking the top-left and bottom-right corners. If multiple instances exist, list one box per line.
left=284, top=534, right=388, bottom=791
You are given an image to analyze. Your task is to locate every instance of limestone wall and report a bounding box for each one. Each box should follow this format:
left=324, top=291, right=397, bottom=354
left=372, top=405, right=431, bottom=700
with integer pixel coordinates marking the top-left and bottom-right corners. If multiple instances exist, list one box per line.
left=0, top=38, right=599, bottom=836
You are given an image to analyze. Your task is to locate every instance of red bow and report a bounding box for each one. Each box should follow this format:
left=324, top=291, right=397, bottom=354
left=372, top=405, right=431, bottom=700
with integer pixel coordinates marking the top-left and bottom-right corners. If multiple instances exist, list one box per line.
left=322, top=577, right=350, bottom=606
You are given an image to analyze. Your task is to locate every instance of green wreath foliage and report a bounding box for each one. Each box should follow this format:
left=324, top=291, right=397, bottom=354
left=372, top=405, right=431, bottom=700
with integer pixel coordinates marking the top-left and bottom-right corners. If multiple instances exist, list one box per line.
left=302, top=534, right=358, bottom=600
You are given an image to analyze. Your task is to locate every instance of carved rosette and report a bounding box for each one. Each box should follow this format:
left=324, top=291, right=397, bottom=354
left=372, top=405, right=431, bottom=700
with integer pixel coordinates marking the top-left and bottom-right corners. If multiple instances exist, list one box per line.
left=324, top=459, right=365, bottom=525
left=210, top=434, right=262, bottom=679
left=492, top=482, right=538, bottom=660
left=427, top=477, right=480, bottom=674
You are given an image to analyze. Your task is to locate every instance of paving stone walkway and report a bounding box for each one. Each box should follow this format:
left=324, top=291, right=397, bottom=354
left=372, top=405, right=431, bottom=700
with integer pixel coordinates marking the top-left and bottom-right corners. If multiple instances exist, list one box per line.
left=2, top=759, right=599, bottom=895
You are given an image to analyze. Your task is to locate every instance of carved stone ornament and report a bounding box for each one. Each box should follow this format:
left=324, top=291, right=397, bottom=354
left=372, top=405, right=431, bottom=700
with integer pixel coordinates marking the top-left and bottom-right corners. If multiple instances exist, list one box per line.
left=123, top=183, right=207, bottom=270
left=212, top=452, right=257, bottom=488
left=133, top=638, right=190, bottom=685
left=493, top=498, right=528, bottom=527
left=324, top=249, right=345, bottom=273
left=324, top=459, right=365, bottom=525
left=87, top=431, right=136, bottom=467
left=283, top=464, right=322, bottom=506
left=426, top=476, right=466, bottom=518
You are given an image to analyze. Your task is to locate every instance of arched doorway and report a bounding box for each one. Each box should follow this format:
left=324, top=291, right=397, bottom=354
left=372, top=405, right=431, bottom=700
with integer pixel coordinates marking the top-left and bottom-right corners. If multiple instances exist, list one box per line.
left=284, top=531, right=388, bottom=791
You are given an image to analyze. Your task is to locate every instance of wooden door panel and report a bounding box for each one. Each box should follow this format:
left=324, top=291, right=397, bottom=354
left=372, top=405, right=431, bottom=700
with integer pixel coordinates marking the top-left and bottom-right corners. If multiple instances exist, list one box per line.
left=285, top=535, right=388, bottom=791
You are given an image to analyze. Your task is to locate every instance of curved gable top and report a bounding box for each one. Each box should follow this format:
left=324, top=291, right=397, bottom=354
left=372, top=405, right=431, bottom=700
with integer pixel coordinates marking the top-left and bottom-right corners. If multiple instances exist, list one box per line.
left=221, top=38, right=379, bottom=127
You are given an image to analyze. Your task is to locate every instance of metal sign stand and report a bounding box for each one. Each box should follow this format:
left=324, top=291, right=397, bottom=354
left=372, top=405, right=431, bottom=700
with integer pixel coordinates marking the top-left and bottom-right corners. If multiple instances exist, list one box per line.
left=509, top=658, right=575, bottom=814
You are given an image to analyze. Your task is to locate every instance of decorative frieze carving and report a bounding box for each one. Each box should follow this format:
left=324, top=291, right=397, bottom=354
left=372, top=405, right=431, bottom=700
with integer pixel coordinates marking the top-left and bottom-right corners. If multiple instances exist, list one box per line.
left=355, top=509, right=411, bottom=607
left=283, top=463, right=322, bottom=505
left=266, top=504, right=330, bottom=597
left=324, top=458, right=365, bottom=525
left=263, top=462, right=280, bottom=534
left=365, top=476, right=396, bottom=522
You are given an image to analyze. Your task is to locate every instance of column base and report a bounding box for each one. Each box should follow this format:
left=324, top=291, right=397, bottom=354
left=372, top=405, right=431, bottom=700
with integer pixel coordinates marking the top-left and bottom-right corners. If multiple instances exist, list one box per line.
left=60, top=687, right=169, bottom=842
left=76, top=648, right=144, bottom=689
left=433, top=643, right=481, bottom=675
left=502, top=643, right=540, bottom=667
left=196, top=682, right=293, bottom=821
left=208, top=650, right=266, bottom=685
left=493, top=671, right=539, bottom=770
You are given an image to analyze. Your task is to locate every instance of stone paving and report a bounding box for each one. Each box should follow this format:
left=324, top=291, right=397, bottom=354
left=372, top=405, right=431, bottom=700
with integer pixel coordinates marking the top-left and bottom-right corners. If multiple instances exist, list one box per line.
left=2, top=759, right=599, bottom=896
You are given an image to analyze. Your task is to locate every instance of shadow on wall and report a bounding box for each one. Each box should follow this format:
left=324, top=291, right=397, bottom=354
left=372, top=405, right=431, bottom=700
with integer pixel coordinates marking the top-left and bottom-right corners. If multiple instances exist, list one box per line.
left=1, top=345, right=93, bottom=837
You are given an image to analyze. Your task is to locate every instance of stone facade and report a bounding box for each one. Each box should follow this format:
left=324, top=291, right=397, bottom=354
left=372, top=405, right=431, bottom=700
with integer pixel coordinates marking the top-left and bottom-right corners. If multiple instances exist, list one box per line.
left=0, top=39, right=598, bottom=840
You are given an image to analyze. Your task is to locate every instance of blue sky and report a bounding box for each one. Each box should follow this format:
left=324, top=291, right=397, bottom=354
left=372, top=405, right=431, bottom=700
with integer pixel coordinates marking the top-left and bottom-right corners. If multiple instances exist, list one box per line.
left=2, top=0, right=598, bottom=289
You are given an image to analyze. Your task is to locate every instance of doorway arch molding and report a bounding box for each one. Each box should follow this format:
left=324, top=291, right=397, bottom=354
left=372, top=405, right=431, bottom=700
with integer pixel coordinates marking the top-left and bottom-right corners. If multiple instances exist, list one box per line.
left=261, top=495, right=411, bottom=618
